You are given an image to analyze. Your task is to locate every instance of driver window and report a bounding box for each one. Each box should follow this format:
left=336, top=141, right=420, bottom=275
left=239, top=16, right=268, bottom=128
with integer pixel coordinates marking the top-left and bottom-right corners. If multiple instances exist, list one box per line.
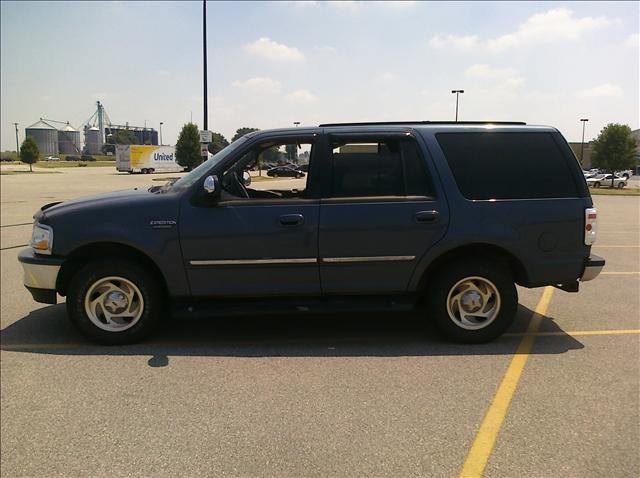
left=221, top=140, right=312, bottom=201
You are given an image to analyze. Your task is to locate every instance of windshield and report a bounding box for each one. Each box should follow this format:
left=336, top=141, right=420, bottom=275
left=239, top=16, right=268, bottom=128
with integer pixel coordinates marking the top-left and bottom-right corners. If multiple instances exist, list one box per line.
left=171, top=136, right=251, bottom=190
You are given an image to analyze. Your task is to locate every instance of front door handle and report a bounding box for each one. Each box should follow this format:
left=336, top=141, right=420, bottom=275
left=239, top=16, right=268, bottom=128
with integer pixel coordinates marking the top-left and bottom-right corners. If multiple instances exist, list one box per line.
left=279, top=214, right=304, bottom=227
left=414, top=210, right=439, bottom=223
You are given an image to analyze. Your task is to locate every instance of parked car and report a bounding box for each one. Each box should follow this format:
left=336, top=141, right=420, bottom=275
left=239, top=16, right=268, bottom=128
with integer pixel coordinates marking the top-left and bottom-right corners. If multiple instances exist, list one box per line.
left=18, top=121, right=604, bottom=345
left=45, top=156, right=60, bottom=161
left=66, top=155, right=80, bottom=161
left=81, top=154, right=95, bottom=162
left=616, top=170, right=633, bottom=180
left=266, top=166, right=305, bottom=178
left=586, top=174, right=627, bottom=188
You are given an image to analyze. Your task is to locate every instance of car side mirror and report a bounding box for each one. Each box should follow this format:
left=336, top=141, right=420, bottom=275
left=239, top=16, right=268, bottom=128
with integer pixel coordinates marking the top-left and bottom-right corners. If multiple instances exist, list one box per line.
left=203, top=175, right=220, bottom=198
left=242, top=171, right=251, bottom=187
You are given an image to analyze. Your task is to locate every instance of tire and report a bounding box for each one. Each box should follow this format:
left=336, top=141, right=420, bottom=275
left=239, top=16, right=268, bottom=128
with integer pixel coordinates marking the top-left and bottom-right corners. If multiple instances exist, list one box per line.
left=427, top=259, right=518, bottom=343
left=593, top=182, right=601, bottom=188
left=618, top=182, right=625, bottom=189
left=141, top=168, right=147, bottom=174
left=149, top=168, right=155, bottom=174
left=66, top=260, right=164, bottom=345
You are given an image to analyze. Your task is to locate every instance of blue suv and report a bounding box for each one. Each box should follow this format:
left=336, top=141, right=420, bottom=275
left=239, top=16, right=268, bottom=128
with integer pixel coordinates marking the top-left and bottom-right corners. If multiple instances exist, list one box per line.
left=19, top=121, right=604, bottom=344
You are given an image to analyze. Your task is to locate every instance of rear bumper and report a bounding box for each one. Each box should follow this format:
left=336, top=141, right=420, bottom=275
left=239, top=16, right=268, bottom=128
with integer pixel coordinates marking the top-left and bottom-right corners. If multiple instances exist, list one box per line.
left=18, top=248, right=64, bottom=304
left=581, top=254, right=605, bottom=282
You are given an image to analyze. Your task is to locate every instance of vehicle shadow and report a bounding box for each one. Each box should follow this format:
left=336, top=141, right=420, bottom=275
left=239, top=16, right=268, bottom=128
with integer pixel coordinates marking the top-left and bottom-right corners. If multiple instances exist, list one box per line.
left=0, top=303, right=584, bottom=367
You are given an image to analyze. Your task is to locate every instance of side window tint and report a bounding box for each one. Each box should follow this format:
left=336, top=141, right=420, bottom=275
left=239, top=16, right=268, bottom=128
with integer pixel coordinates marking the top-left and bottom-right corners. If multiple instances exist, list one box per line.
left=402, top=140, right=433, bottom=196
left=436, top=132, right=579, bottom=200
left=330, top=138, right=433, bottom=198
left=331, top=141, right=403, bottom=197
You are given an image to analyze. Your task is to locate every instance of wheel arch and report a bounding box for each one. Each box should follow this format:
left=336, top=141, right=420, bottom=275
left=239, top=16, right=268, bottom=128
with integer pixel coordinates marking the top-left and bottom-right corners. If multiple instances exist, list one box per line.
left=56, top=242, right=168, bottom=297
left=415, top=243, right=529, bottom=292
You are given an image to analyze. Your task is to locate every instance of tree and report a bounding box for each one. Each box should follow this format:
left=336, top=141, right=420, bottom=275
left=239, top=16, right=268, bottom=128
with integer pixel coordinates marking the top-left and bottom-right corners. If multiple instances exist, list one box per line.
left=207, top=132, right=229, bottom=155
left=232, top=127, right=259, bottom=142
left=591, top=124, right=637, bottom=187
left=176, top=123, right=202, bottom=171
left=285, top=143, right=297, bottom=163
left=20, top=136, right=39, bottom=172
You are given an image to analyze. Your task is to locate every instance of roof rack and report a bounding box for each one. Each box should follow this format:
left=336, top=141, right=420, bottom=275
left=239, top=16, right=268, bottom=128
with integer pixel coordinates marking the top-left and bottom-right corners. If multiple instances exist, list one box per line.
left=319, top=121, right=527, bottom=127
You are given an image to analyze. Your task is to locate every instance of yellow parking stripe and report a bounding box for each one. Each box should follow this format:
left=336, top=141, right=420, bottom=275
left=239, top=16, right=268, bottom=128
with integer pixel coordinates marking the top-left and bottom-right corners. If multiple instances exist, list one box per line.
left=593, top=245, right=640, bottom=248
left=459, top=287, right=554, bottom=478
left=601, top=272, right=640, bottom=275
left=505, top=329, right=640, bottom=337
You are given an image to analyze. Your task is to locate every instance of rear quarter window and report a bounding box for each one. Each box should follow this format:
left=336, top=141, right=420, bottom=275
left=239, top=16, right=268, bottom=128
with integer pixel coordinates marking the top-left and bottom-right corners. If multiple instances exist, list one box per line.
left=436, top=132, right=580, bottom=200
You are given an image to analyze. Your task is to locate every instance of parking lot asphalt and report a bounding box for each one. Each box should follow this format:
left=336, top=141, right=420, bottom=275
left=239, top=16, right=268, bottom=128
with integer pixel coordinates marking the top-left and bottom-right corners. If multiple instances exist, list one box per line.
left=1, top=167, right=638, bottom=477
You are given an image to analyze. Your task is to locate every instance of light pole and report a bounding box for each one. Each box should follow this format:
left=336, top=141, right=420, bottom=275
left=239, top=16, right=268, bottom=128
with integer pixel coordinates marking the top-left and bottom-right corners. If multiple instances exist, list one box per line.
left=203, top=0, right=208, bottom=131
left=159, top=122, right=164, bottom=145
left=13, top=122, right=19, bottom=154
left=580, top=118, right=589, bottom=166
left=451, top=90, right=464, bottom=122
left=293, top=121, right=300, bottom=127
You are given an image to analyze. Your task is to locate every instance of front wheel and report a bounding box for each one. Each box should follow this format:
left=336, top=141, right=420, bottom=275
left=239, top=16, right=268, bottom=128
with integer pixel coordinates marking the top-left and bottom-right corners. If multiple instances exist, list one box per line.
left=66, top=260, right=164, bottom=344
left=593, top=182, right=601, bottom=188
left=617, top=182, right=625, bottom=189
left=427, top=260, right=518, bottom=343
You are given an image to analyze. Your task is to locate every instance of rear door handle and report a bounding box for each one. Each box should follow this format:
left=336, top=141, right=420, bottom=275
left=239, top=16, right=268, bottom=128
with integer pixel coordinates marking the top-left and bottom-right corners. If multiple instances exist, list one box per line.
left=279, top=214, right=304, bottom=227
left=414, top=210, right=439, bottom=223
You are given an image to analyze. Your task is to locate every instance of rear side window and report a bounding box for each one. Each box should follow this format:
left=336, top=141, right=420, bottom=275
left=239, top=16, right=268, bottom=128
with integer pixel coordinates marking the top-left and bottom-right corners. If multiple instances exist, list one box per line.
left=330, top=138, right=433, bottom=197
left=436, top=132, right=579, bottom=200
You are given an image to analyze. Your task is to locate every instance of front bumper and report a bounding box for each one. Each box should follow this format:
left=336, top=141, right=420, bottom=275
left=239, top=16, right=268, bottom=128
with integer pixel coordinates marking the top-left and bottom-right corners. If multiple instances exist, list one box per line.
left=581, top=254, right=605, bottom=282
left=18, top=248, right=64, bottom=304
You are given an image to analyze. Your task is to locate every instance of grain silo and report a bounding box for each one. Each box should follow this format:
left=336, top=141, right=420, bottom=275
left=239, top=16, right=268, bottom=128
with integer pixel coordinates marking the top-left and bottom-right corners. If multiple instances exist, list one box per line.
left=58, top=123, right=81, bottom=154
left=25, top=120, right=58, bottom=156
left=84, top=126, right=102, bottom=155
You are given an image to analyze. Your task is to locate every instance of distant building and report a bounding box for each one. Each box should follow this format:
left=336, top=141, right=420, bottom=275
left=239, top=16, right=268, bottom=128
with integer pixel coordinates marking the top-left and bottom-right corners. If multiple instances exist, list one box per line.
left=568, top=142, right=593, bottom=168
left=105, top=126, right=158, bottom=146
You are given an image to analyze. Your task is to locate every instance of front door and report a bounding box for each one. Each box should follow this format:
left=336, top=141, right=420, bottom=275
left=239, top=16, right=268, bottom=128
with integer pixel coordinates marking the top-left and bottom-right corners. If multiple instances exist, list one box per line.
left=180, top=135, right=322, bottom=297
left=318, top=132, right=449, bottom=294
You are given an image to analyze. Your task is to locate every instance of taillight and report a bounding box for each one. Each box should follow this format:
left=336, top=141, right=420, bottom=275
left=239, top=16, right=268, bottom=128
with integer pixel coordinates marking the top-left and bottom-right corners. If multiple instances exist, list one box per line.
left=585, top=207, right=597, bottom=245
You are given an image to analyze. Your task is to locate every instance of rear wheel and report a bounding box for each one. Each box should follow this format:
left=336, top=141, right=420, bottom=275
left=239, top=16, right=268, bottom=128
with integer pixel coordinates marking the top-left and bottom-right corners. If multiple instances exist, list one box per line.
left=593, top=182, right=601, bottom=188
left=427, top=260, right=518, bottom=343
left=617, top=182, right=625, bottom=189
left=66, top=260, right=164, bottom=344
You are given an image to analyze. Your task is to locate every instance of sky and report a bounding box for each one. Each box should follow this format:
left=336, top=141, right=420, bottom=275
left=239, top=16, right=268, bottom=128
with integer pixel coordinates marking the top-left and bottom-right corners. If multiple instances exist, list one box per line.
left=1, top=0, right=638, bottom=151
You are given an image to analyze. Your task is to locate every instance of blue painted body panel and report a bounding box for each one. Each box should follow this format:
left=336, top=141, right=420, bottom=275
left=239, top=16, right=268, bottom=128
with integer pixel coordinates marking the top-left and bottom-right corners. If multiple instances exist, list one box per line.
left=28, top=123, right=594, bottom=301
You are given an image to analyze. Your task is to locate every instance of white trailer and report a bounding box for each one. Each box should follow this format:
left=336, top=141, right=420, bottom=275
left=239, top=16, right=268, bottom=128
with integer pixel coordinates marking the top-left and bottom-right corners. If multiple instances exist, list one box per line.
left=116, top=145, right=184, bottom=174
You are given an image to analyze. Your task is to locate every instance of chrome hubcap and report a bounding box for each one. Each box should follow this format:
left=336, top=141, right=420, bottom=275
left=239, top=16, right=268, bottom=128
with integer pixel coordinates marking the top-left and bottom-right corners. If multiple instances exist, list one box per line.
left=84, top=276, right=144, bottom=332
left=446, top=276, right=501, bottom=330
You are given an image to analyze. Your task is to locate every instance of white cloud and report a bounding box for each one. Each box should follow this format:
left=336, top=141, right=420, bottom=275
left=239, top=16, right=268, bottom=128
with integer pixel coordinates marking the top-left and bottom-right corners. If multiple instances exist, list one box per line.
left=625, top=33, right=639, bottom=48
left=576, top=83, right=623, bottom=99
left=428, top=34, right=479, bottom=49
left=286, top=89, right=318, bottom=103
left=464, top=64, right=525, bottom=90
left=377, top=1, right=416, bottom=8
left=244, top=38, right=304, bottom=62
left=376, top=72, right=397, bottom=83
left=429, top=8, right=615, bottom=52
left=232, top=77, right=281, bottom=92
left=327, top=0, right=415, bottom=9
left=486, top=8, right=615, bottom=52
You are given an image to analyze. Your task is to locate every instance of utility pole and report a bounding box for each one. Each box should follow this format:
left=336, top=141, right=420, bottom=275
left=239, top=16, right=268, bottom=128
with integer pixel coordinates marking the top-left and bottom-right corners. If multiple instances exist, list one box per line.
left=451, top=90, right=464, bottom=122
left=580, top=118, right=589, bottom=166
left=13, top=122, right=19, bottom=153
left=203, top=0, right=208, bottom=131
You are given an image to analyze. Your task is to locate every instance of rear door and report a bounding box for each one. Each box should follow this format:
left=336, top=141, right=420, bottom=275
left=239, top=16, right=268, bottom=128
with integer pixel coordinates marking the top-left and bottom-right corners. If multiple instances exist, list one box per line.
left=318, top=131, right=449, bottom=294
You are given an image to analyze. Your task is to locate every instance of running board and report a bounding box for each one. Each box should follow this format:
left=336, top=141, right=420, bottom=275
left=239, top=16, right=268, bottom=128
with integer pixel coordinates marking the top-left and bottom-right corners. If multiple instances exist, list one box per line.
left=172, top=295, right=418, bottom=320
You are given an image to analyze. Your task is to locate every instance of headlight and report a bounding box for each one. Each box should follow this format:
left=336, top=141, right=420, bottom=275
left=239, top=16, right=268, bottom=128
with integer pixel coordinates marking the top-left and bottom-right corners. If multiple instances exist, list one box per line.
left=30, top=223, right=53, bottom=255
